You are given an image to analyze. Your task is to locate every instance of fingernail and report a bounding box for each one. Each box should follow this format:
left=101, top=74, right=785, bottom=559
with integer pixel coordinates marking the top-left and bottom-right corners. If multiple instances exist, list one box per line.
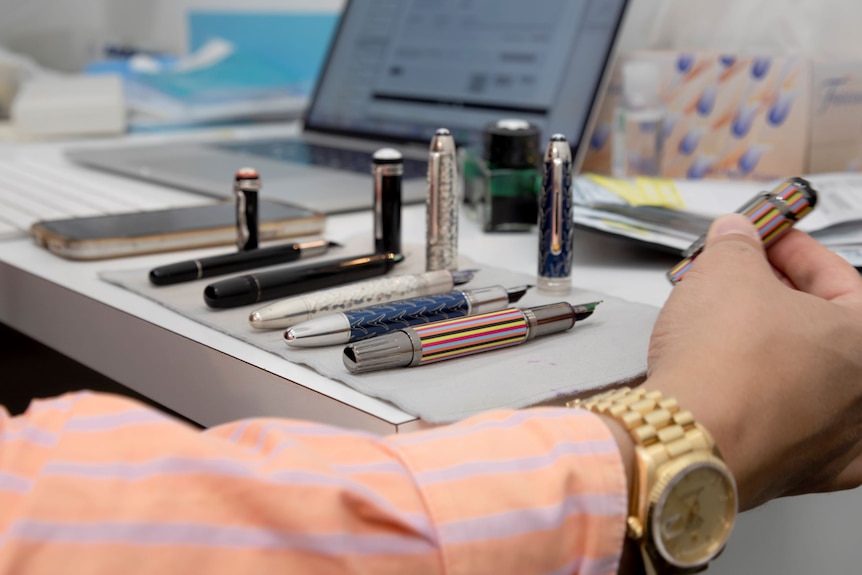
left=709, top=213, right=760, bottom=242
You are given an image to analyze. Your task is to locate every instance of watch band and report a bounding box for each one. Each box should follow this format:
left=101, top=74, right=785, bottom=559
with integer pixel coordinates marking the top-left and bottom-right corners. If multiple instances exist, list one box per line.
left=568, top=386, right=736, bottom=575
left=567, top=386, right=714, bottom=475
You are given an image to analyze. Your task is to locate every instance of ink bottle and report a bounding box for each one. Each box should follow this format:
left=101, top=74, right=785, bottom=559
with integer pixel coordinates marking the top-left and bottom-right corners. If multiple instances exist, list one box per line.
left=611, top=60, right=665, bottom=178
left=461, top=119, right=541, bottom=232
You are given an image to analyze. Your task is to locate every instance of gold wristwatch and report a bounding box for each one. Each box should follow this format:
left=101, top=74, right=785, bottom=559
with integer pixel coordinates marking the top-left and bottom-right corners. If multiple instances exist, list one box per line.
left=568, top=387, right=737, bottom=574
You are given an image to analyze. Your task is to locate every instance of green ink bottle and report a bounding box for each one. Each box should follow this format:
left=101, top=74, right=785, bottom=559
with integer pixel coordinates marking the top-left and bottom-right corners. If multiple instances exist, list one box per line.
left=462, top=119, right=541, bottom=233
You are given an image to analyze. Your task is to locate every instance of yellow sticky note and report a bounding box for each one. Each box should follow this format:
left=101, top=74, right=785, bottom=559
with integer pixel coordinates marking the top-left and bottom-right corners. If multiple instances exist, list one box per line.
left=586, top=174, right=686, bottom=209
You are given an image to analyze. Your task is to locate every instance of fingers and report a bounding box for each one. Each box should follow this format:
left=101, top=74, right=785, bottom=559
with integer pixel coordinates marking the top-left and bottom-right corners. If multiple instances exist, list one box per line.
left=767, top=229, right=862, bottom=302
left=696, top=214, right=862, bottom=303
left=687, top=214, right=774, bottom=284
left=705, top=213, right=764, bottom=248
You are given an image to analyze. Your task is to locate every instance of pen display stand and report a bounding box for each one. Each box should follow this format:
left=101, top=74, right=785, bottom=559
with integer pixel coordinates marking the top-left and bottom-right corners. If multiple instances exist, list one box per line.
left=461, top=147, right=541, bottom=233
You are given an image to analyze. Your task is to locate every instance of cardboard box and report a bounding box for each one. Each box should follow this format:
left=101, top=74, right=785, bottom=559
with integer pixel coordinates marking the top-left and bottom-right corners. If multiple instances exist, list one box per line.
left=582, top=51, right=862, bottom=181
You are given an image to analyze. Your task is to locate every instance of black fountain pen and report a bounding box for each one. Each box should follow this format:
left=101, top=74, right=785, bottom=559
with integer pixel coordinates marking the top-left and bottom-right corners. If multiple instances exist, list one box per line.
left=149, top=239, right=340, bottom=286
left=204, top=252, right=404, bottom=309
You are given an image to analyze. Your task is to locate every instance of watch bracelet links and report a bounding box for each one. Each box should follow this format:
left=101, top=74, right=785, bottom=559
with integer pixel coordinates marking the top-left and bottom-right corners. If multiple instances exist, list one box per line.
left=566, top=386, right=714, bottom=468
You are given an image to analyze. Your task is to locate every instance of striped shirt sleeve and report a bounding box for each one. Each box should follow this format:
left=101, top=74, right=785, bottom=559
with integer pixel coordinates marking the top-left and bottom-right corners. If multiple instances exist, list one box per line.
left=0, top=391, right=627, bottom=575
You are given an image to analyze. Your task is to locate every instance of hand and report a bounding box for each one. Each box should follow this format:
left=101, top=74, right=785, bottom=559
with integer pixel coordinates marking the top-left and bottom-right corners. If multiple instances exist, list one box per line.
left=645, top=213, right=862, bottom=511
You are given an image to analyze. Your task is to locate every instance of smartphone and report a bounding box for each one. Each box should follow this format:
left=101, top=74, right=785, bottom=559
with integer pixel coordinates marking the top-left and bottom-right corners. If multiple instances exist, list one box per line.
left=30, top=200, right=326, bottom=260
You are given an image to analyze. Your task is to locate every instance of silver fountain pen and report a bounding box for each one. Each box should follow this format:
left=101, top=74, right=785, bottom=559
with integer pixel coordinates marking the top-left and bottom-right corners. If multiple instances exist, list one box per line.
left=248, top=269, right=476, bottom=330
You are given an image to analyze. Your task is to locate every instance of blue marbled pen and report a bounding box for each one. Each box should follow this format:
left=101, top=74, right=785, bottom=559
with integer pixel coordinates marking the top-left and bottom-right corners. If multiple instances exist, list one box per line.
left=537, top=134, right=574, bottom=294
left=284, top=285, right=531, bottom=347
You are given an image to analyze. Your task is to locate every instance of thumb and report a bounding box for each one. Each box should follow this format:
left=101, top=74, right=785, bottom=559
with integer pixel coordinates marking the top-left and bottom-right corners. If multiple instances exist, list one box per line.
left=705, top=213, right=763, bottom=248
left=686, top=213, right=771, bottom=282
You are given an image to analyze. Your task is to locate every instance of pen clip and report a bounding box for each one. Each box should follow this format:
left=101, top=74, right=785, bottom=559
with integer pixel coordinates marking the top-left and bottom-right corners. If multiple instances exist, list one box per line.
left=374, top=167, right=384, bottom=242
left=428, top=151, right=441, bottom=243
left=551, top=157, right=563, bottom=256
left=236, top=191, right=249, bottom=249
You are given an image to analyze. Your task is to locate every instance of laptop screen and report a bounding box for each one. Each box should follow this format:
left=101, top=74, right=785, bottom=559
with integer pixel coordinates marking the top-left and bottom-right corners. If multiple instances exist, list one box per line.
left=305, top=0, right=629, bottom=149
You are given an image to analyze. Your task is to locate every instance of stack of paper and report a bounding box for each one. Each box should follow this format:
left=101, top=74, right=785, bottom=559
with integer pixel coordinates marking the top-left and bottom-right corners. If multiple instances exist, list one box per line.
left=123, top=39, right=308, bottom=129
left=573, top=173, right=862, bottom=267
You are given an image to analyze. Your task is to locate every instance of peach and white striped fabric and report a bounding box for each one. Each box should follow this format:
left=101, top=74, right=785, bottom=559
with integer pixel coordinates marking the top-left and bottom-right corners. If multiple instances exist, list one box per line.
left=0, top=392, right=627, bottom=574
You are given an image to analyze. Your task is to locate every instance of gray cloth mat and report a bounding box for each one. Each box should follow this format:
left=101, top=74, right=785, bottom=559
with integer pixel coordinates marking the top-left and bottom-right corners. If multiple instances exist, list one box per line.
left=100, top=239, right=659, bottom=423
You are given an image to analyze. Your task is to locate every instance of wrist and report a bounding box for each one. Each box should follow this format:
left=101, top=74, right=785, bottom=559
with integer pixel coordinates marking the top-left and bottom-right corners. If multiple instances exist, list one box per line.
left=570, top=386, right=738, bottom=574
left=595, top=413, right=645, bottom=575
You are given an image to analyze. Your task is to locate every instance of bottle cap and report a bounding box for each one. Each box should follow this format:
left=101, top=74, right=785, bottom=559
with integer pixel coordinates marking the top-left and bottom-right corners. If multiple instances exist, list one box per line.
left=621, top=60, right=662, bottom=108
left=483, top=119, right=541, bottom=169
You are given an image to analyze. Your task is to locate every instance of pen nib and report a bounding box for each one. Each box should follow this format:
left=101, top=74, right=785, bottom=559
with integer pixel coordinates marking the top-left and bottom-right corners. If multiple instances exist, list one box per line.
left=451, top=269, right=479, bottom=285
left=572, top=300, right=602, bottom=321
left=506, top=285, right=533, bottom=303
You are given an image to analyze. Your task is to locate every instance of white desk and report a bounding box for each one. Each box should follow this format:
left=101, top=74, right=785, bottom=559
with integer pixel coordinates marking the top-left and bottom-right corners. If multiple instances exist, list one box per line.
left=1, top=132, right=861, bottom=574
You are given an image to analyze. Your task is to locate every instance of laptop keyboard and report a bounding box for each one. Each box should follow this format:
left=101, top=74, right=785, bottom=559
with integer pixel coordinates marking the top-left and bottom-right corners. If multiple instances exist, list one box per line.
left=212, top=139, right=428, bottom=179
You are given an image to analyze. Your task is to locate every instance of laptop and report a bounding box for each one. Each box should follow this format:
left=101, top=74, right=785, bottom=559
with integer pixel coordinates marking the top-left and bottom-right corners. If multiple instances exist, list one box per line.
left=67, top=0, right=630, bottom=214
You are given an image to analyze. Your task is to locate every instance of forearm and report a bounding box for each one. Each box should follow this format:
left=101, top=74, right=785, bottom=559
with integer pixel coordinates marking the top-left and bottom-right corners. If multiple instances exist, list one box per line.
left=386, top=408, right=629, bottom=574
left=1, top=392, right=629, bottom=575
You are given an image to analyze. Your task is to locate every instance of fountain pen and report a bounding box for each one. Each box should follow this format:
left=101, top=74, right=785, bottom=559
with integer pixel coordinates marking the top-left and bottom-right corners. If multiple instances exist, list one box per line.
left=203, top=252, right=403, bottom=309
left=343, top=301, right=600, bottom=373
left=149, top=239, right=339, bottom=286
left=285, top=284, right=532, bottom=347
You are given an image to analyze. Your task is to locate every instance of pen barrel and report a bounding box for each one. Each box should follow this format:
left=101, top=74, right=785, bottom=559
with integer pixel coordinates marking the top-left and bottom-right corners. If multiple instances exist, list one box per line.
left=341, top=302, right=580, bottom=373
left=249, top=269, right=460, bottom=329
left=207, top=253, right=399, bottom=309
left=668, top=177, right=817, bottom=284
left=411, top=307, right=530, bottom=366
left=234, top=168, right=261, bottom=251
left=373, top=148, right=403, bottom=256
left=537, top=135, right=574, bottom=294
left=340, top=285, right=511, bottom=343
left=345, top=292, right=472, bottom=342
left=256, top=253, right=398, bottom=301
left=202, top=242, right=304, bottom=277
left=426, top=128, right=460, bottom=272
left=738, top=177, right=816, bottom=248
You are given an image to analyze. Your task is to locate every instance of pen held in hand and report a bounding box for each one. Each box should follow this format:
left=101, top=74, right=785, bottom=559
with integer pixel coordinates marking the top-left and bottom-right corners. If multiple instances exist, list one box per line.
left=204, top=252, right=403, bottom=309
left=667, top=176, right=818, bottom=284
left=149, top=239, right=340, bottom=286
left=342, top=301, right=601, bottom=373
left=284, top=284, right=532, bottom=347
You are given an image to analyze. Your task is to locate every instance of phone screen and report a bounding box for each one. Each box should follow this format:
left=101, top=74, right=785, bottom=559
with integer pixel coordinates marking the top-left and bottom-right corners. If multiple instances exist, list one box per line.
left=31, top=200, right=326, bottom=260
left=35, top=200, right=318, bottom=240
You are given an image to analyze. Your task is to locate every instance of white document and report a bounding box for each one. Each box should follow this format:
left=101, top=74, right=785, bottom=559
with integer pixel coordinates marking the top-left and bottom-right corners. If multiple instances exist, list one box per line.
left=574, top=173, right=862, bottom=266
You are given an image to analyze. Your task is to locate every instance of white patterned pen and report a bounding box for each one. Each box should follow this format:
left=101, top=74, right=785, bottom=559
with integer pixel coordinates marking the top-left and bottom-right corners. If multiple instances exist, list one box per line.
left=247, top=269, right=475, bottom=330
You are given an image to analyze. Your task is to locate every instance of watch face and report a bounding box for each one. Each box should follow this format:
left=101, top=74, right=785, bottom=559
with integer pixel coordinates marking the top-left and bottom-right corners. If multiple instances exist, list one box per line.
left=650, top=459, right=737, bottom=569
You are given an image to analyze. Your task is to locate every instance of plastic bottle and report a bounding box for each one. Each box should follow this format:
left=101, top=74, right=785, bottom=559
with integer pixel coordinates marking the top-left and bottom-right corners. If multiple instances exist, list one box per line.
left=611, top=59, right=665, bottom=178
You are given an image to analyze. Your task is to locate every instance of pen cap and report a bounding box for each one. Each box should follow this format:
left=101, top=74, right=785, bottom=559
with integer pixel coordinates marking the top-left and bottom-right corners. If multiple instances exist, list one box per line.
left=523, top=302, right=577, bottom=339
left=234, top=166, right=261, bottom=252
left=372, top=148, right=403, bottom=256
left=537, top=134, right=574, bottom=294
left=426, top=128, right=460, bottom=272
left=343, top=330, right=420, bottom=373
left=483, top=119, right=541, bottom=169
